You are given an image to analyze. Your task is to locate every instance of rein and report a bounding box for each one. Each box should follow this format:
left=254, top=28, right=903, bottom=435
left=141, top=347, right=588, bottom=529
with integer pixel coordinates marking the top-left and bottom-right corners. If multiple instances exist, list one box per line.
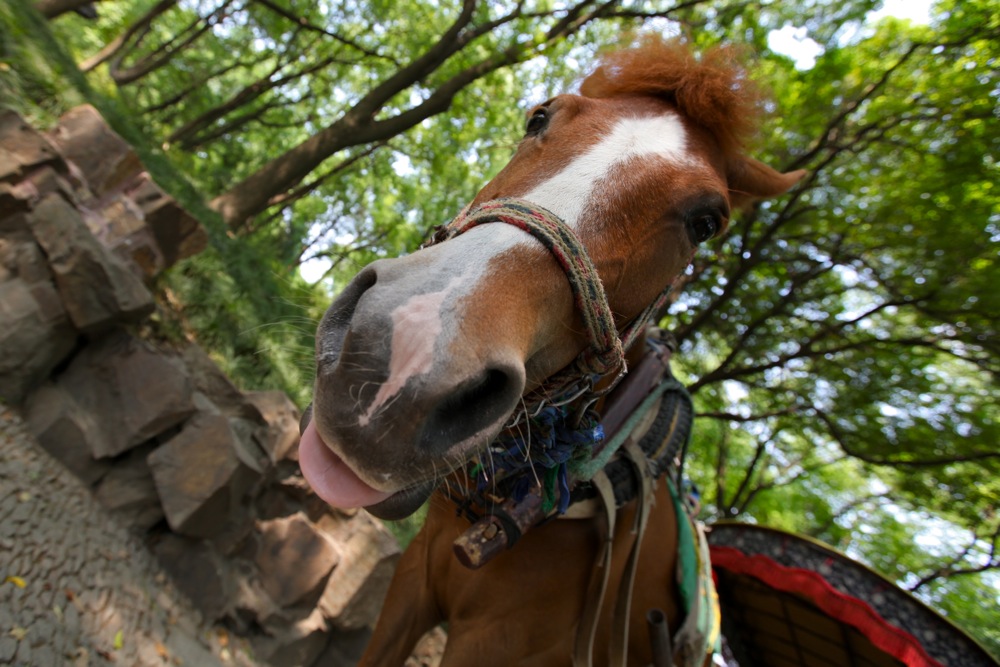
left=450, top=331, right=693, bottom=564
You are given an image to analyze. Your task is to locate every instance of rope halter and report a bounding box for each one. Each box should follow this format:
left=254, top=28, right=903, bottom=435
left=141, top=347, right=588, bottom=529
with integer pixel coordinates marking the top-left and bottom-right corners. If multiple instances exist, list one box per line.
left=426, top=198, right=676, bottom=424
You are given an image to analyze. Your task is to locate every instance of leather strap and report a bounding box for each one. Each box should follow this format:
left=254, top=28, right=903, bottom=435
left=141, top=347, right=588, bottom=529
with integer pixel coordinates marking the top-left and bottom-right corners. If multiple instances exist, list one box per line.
left=574, top=470, right=618, bottom=667
left=608, top=439, right=655, bottom=666
left=573, top=439, right=656, bottom=667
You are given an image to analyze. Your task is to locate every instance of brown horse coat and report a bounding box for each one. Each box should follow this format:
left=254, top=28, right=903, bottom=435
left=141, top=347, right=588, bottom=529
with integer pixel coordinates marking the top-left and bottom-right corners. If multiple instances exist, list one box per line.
left=299, top=35, right=805, bottom=667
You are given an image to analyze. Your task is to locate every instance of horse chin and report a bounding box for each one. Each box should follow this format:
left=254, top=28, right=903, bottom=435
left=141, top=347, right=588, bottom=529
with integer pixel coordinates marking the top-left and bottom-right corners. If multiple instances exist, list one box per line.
left=364, top=480, right=438, bottom=521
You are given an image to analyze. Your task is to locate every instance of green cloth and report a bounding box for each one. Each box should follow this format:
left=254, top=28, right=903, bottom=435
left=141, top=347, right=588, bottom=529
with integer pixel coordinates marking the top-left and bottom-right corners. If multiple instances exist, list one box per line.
left=666, top=478, right=699, bottom=615
left=569, top=378, right=677, bottom=481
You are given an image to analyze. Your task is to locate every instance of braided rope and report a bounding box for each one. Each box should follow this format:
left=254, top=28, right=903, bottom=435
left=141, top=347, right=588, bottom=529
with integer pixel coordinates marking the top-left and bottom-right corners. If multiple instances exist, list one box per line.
left=428, top=197, right=677, bottom=423
left=434, top=198, right=626, bottom=380
left=425, top=198, right=690, bottom=526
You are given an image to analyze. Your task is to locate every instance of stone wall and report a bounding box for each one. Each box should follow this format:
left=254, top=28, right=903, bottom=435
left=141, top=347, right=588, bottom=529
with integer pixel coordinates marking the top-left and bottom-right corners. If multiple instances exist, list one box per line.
left=0, top=108, right=398, bottom=666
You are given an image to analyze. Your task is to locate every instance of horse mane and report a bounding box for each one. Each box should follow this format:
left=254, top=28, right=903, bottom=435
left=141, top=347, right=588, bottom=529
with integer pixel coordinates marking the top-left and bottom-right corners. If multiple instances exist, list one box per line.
left=579, top=35, right=762, bottom=160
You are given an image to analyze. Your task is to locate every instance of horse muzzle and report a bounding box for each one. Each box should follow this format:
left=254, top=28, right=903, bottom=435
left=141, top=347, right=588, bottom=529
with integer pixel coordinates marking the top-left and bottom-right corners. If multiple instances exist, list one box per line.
left=301, top=241, right=540, bottom=519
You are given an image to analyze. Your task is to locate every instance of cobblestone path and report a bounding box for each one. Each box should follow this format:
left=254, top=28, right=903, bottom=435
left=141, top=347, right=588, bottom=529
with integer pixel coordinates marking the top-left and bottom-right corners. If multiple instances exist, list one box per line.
left=0, top=406, right=259, bottom=667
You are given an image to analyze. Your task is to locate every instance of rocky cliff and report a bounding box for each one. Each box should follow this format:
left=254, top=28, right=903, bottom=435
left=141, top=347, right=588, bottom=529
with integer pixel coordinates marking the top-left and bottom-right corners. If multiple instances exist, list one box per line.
left=0, top=107, right=399, bottom=667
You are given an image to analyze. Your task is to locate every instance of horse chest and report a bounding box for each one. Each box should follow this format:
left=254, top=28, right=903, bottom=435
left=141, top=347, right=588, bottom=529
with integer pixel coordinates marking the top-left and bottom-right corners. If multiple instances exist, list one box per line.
left=406, top=483, right=681, bottom=666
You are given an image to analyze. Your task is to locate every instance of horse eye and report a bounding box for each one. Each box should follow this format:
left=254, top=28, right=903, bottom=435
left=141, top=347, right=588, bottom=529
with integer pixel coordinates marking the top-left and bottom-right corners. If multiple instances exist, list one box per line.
left=525, top=109, right=549, bottom=136
left=687, top=213, right=720, bottom=244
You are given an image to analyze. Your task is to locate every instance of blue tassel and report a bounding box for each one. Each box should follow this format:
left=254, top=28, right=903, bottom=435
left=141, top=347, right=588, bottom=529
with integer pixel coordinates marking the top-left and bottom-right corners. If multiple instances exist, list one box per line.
left=475, top=405, right=604, bottom=513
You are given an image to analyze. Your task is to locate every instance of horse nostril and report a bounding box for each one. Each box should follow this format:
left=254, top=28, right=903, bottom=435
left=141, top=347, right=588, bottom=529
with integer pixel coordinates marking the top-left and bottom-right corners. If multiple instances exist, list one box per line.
left=316, top=265, right=379, bottom=370
left=419, top=367, right=523, bottom=455
left=328, top=266, right=377, bottom=327
left=440, top=369, right=510, bottom=415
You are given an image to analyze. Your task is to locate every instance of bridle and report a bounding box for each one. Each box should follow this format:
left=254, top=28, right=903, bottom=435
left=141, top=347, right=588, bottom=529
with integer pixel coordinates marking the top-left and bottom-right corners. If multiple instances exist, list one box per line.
left=425, top=197, right=692, bottom=523
left=426, top=198, right=712, bottom=667
left=426, top=198, right=678, bottom=426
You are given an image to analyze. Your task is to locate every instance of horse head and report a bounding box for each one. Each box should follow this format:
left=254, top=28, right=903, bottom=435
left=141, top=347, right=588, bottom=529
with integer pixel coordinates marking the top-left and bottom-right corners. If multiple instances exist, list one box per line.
left=300, top=37, right=805, bottom=520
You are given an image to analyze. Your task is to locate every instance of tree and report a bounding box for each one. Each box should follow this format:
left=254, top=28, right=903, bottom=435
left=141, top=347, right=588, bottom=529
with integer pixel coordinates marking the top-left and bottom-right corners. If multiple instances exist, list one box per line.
left=670, top=0, right=1000, bottom=652
left=34, top=0, right=107, bottom=20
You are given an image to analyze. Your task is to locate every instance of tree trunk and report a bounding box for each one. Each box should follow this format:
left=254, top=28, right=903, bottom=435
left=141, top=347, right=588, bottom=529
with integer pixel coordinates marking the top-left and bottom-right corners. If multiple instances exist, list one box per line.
left=209, top=0, right=624, bottom=228
left=210, top=115, right=368, bottom=228
left=110, top=2, right=231, bottom=85
left=209, top=0, right=481, bottom=227
left=34, top=0, right=102, bottom=19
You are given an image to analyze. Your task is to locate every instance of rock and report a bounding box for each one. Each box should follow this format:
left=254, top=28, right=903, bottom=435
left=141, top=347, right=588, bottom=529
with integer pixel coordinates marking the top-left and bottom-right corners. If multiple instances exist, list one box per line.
left=207, top=500, right=257, bottom=561
left=1, top=181, right=38, bottom=219
left=58, top=332, right=196, bottom=458
left=1, top=160, right=81, bottom=224
left=317, top=512, right=400, bottom=630
left=255, top=608, right=329, bottom=667
left=21, top=165, right=81, bottom=204
left=312, top=627, right=372, bottom=667
left=0, top=232, right=78, bottom=403
left=26, top=193, right=154, bottom=332
left=126, top=173, right=208, bottom=267
left=0, top=275, right=77, bottom=404
left=255, top=470, right=314, bottom=522
left=228, top=416, right=271, bottom=474
left=180, top=343, right=256, bottom=418
left=46, top=105, right=142, bottom=197
left=148, top=414, right=258, bottom=538
left=93, top=444, right=164, bottom=531
left=230, top=567, right=282, bottom=631
left=0, top=110, right=63, bottom=182
left=245, top=390, right=301, bottom=464
left=24, top=383, right=111, bottom=485
left=85, top=192, right=165, bottom=279
left=191, top=390, right=221, bottom=415
left=255, top=513, right=340, bottom=608
left=152, top=533, right=231, bottom=620
left=0, top=230, right=49, bottom=282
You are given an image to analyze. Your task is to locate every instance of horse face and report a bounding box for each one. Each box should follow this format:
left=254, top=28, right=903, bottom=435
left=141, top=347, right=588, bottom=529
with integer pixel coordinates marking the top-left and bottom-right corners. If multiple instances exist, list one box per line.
left=300, top=92, right=800, bottom=520
left=471, top=94, right=732, bottom=324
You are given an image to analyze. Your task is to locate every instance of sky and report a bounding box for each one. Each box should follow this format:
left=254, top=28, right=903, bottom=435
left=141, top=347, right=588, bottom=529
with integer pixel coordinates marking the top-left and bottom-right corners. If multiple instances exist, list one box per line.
left=868, top=0, right=935, bottom=23
left=768, top=0, right=935, bottom=69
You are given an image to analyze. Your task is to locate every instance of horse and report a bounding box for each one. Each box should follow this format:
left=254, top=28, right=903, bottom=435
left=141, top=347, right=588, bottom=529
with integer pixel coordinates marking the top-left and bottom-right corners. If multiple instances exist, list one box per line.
left=298, top=35, right=805, bottom=666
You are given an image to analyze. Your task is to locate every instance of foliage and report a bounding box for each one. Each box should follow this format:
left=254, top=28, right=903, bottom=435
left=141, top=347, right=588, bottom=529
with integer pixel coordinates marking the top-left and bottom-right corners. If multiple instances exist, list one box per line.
left=2, top=0, right=326, bottom=405
left=10, top=0, right=999, bottom=655
left=0, top=0, right=89, bottom=122
left=672, top=0, right=999, bottom=653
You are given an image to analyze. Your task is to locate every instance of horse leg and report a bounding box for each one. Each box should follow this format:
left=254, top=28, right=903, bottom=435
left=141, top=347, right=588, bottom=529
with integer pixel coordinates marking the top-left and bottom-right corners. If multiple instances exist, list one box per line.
left=357, top=525, right=443, bottom=666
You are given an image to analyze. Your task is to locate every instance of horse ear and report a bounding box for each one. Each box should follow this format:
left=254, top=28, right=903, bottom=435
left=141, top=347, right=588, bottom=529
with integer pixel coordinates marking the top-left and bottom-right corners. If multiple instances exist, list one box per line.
left=727, top=156, right=806, bottom=210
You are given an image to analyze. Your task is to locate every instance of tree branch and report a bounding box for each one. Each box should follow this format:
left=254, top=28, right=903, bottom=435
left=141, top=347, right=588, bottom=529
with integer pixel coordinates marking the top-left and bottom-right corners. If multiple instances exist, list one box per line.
left=909, top=522, right=1000, bottom=592
left=110, top=0, right=235, bottom=85
left=250, top=0, right=391, bottom=61
left=79, top=0, right=177, bottom=72
left=814, top=409, right=1000, bottom=467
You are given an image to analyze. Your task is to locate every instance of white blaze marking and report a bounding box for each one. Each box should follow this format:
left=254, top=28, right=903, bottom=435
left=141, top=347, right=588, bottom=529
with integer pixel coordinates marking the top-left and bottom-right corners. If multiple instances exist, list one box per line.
left=354, top=116, right=691, bottom=429
left=523, top=114, right=690, bottom=226
left=359, top=276, right=462, bottom=427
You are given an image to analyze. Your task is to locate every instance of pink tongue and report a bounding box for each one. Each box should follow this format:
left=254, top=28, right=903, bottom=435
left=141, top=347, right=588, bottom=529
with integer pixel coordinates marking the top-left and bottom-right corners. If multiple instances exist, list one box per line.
left=298, top=420, right=393, bottom=508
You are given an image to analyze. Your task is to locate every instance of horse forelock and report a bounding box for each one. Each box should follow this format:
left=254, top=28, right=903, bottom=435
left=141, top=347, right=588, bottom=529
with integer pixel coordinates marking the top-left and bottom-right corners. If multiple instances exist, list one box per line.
left=579, top=35, right=762, bottom=162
